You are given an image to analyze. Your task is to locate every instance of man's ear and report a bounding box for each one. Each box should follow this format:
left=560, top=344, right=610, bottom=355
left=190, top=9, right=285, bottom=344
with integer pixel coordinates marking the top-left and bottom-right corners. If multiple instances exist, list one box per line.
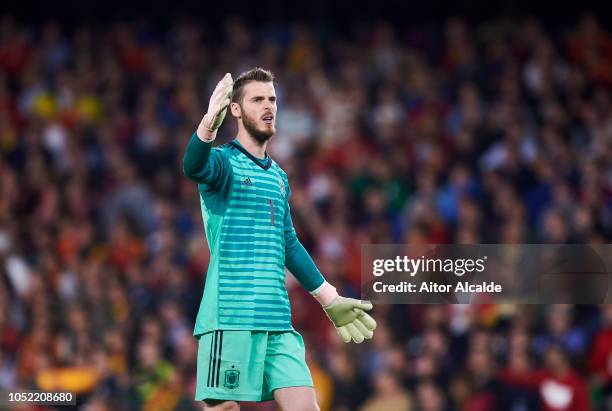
left=230, top=102, right=241, bottom=118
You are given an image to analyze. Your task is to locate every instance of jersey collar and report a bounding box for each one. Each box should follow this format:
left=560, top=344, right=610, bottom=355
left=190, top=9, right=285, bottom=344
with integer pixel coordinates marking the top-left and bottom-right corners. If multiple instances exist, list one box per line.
left=230, top=139, right=272, bottom=170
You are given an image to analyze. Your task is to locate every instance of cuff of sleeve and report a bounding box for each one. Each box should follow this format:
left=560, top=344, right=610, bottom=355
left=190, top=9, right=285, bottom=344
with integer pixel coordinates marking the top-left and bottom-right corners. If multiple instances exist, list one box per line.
left=310, top=281, right=339, bottom=307
left=192, top=131, right=215, bottom=146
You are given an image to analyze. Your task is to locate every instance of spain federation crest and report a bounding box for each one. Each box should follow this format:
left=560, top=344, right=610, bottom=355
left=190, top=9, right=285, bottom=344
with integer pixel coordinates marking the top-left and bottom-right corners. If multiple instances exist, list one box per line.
left=278, top=177, right=286, bottom=198
left=224, top=366, right=240, bottom=389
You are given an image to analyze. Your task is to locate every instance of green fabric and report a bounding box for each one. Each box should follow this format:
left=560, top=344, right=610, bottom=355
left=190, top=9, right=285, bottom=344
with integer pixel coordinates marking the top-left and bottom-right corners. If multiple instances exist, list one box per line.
left=182, top=133, right=324, bottom=334
left=284, top=235, right=324, bottom=292
left=283, top=185, right=324, bottom=292
left=195, top=330, right=313, bottom=402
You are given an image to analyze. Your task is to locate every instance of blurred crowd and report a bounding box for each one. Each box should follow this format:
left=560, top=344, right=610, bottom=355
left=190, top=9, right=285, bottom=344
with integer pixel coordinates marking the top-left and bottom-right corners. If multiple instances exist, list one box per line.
left=0, top=11, right=611, bottom=411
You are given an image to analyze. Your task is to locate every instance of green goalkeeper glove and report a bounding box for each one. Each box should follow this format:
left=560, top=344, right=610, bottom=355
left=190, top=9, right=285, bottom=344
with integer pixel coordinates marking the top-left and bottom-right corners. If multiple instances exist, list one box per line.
left=198, top=73, right=233, bottom=138
left=324, top=297, right=377, bottom=343
left=312, top=282, right=377, bottom=343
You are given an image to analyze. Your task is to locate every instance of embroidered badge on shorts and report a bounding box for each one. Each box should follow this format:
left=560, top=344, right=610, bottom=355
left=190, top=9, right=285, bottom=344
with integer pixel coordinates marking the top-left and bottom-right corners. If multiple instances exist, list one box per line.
left=224, top=366, right=240, bottom=389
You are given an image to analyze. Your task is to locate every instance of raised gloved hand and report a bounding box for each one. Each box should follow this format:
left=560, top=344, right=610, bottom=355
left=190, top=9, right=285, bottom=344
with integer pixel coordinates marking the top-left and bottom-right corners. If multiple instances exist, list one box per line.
left=198, top=73, right=233, bottom=140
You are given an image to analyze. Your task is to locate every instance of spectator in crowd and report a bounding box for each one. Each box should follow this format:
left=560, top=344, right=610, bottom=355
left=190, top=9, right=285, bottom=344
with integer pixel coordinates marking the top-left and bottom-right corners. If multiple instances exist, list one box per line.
left=499, top=345, right=591, bottom=411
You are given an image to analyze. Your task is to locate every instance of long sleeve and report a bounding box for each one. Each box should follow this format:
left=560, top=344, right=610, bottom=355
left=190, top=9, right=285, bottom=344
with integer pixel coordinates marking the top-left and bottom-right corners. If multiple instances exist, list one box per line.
left=284, top=189, right=325, bottom=292
left=182, top=132, right=230, bottom=186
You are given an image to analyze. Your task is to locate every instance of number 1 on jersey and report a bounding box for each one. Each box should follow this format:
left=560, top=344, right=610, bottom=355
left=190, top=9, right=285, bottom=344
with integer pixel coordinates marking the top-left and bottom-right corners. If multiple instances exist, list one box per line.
left=269, top=199, right=275, bottom=226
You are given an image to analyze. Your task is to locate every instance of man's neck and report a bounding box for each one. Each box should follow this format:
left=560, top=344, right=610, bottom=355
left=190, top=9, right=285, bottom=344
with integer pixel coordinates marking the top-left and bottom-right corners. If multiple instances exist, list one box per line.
left=236, top=132, right=268, bottom=160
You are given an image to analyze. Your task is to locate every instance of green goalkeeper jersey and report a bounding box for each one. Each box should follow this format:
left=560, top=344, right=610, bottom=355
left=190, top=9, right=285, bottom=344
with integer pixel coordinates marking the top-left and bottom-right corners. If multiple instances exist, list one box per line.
left=182, top=133, right=325, bottom=335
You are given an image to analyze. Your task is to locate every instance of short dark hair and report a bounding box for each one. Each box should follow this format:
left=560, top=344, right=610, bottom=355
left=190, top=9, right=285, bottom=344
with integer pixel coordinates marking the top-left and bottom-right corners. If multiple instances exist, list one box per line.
left=231, top=67, right=274, bottom=103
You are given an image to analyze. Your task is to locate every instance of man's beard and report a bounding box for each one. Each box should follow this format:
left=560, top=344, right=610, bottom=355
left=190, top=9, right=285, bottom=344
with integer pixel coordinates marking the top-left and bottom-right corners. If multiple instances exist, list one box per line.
left=242, top=109, right=274, bottom=144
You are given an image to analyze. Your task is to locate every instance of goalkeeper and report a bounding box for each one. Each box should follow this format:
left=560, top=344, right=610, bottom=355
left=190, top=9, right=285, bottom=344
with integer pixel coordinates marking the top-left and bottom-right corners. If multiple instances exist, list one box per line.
left=182, top=68, right=376, bottom=410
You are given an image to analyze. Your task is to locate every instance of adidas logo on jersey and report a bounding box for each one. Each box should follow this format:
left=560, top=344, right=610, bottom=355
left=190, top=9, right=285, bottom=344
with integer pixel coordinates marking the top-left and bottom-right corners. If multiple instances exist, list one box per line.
left=242, top=177, right=253, bottom=186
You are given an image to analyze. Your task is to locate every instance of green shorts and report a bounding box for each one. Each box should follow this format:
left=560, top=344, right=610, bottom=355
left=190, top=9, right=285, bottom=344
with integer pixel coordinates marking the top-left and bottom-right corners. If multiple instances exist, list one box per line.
left=195, top=330, right=313, bottom=402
